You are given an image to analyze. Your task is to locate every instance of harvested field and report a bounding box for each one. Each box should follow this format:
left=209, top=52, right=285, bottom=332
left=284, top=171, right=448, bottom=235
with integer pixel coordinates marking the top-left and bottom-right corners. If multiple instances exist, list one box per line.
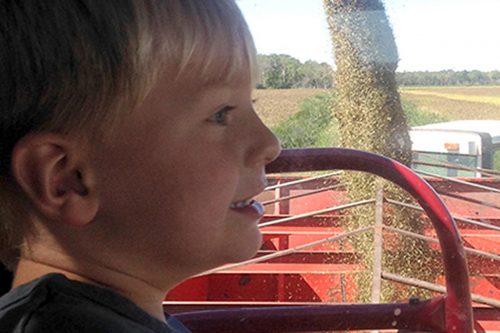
left=254, top=87, right=500, bottom=127
left=400, top=86, right=500, bottom=120
left=402, top=86, right=500, bottom=97
left=253, top=88, right=328, bottom=127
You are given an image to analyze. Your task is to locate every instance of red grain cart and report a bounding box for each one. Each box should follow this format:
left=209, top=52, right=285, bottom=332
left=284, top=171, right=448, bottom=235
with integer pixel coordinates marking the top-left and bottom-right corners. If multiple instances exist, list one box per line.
left=166, top=148, right=500, bottom=332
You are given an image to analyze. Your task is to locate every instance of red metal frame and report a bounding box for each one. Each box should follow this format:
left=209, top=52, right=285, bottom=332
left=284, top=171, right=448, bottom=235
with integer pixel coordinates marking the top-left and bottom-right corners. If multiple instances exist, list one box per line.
left=174, top=148, right=473, bottom=332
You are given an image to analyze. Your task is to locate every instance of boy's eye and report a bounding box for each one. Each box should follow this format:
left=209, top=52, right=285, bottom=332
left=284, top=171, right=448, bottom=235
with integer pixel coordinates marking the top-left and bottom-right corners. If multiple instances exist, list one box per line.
left=207, top=106, right=235, bottom=125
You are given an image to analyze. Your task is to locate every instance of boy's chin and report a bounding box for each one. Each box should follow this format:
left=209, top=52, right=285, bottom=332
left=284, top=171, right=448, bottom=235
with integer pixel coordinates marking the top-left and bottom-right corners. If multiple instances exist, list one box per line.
left=224, top=232, right=263, bottom=264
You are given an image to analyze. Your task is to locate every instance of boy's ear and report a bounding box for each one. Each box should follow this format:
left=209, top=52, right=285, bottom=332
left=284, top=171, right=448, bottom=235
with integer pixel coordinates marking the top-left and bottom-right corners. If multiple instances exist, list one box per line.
left=11, top=133, right=98, bottom=226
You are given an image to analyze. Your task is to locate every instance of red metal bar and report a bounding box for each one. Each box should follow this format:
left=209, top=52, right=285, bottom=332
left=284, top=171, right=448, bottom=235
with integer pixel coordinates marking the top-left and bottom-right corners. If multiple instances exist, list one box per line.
left=265, top=148, right=473, bottom=332
left=175, top=297, right=446, bottom=332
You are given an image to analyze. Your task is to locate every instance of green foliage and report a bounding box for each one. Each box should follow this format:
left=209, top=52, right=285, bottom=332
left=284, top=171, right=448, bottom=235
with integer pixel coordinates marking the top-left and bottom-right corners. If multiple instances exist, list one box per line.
left=262, top=54, right=303, bottom=89
left=271, top=93, right=337, bottom=148
left=301, top=60, right=335, bottom=89
left=271, top=93, right=446, bottom=149
left=397, top=70, right=500, bottom=86
left=257, top=54, right=333, bottom=89
left=258, top=53, right=500, bottom=88
left=402, top=100, right=448, bottom=126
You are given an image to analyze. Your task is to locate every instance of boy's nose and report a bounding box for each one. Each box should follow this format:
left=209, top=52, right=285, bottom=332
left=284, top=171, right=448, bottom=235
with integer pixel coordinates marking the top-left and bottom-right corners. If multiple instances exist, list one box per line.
left=251, top=120, right=281, bottom=167
left=264, top=128, right=281, bottom=165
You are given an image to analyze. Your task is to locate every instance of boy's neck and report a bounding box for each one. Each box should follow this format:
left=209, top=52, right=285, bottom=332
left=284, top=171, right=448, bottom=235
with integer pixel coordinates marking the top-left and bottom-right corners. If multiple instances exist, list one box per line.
left=14, top=255, right=169, bottom=322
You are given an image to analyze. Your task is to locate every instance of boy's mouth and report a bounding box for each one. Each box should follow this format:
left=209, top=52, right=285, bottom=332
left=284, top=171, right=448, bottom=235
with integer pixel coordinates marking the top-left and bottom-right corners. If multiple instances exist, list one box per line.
left=229, top=199, right=265, bottom=217
left=229, top=199, right=255, bottom=209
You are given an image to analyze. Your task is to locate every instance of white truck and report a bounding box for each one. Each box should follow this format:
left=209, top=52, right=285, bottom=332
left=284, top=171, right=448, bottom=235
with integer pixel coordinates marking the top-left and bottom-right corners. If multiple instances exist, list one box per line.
left=410, top=120, right=500, bottom=177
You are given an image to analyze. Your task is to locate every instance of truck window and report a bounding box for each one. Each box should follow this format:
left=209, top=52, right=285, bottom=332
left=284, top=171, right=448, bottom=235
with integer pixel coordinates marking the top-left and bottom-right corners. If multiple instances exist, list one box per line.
left=412, top=151, right=477, bottom=177
left=494, top=149, right=500, bottom=171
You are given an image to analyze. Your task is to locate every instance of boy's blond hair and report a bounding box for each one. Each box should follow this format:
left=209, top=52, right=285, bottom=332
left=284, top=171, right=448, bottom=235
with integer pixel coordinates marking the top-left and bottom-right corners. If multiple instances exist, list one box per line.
left=0, top=0, right=258, bottom=269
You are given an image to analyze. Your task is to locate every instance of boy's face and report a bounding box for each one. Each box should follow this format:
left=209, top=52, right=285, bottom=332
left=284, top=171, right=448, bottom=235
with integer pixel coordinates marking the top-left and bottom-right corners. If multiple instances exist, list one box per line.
left=91, top=74, right=280, bottom=281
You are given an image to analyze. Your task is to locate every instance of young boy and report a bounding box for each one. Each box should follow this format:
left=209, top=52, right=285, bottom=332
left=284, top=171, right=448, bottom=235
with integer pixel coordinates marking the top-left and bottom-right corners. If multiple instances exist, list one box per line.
left=0, top=1, right=280, bottom=332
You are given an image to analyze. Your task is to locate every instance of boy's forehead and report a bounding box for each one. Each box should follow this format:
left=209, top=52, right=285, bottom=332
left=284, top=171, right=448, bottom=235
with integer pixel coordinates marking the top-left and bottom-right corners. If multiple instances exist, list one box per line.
left=150, top=68, right=254, bottom=100
left=148, top=68, right=253, bottom=101
left=168, top=65, right=255, bottom=92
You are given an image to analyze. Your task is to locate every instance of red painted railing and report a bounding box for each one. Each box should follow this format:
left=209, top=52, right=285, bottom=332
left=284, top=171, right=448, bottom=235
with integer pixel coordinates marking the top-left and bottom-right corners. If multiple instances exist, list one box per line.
left=175, top=148, right=473, bottom=332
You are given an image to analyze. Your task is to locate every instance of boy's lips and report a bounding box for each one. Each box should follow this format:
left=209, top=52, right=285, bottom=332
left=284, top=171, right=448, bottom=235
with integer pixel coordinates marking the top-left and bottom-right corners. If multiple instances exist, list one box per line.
left=229, top=199, right=265, bottom=217
left=229, top=198, right=255, bottom=209
left=230, top=182, right=267, bottom=216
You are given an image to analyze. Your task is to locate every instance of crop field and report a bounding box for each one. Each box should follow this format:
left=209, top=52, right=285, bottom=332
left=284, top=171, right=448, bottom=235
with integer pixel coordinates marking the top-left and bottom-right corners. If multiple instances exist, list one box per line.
left=254, top=86, right=500, bottom=127
left=400, top=86, right=500, bottom=120
left=253, top=88, right=329, bottom=127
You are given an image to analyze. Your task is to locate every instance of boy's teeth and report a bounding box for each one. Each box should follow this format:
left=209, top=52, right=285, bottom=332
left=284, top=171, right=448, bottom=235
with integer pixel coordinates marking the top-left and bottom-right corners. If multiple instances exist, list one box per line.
left=230, top=199, right=254, bottom=209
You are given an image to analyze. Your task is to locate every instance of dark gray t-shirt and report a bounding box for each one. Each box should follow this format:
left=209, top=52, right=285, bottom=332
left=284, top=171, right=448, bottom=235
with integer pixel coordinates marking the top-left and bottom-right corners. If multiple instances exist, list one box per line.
left=0, top=273, right=191, bottom=332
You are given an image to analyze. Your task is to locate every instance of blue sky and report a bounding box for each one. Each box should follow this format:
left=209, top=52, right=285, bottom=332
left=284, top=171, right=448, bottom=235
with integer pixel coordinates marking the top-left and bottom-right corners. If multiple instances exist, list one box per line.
left=236, top=0, right=500, bottom=71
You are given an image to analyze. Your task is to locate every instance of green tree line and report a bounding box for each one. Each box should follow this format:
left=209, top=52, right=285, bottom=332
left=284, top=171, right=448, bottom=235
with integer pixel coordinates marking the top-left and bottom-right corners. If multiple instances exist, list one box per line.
left=257, top=54, right=333, bottom=89
left=396, top=70, right=500, bottom=86
left=257, top=53, right=500, bottom=88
